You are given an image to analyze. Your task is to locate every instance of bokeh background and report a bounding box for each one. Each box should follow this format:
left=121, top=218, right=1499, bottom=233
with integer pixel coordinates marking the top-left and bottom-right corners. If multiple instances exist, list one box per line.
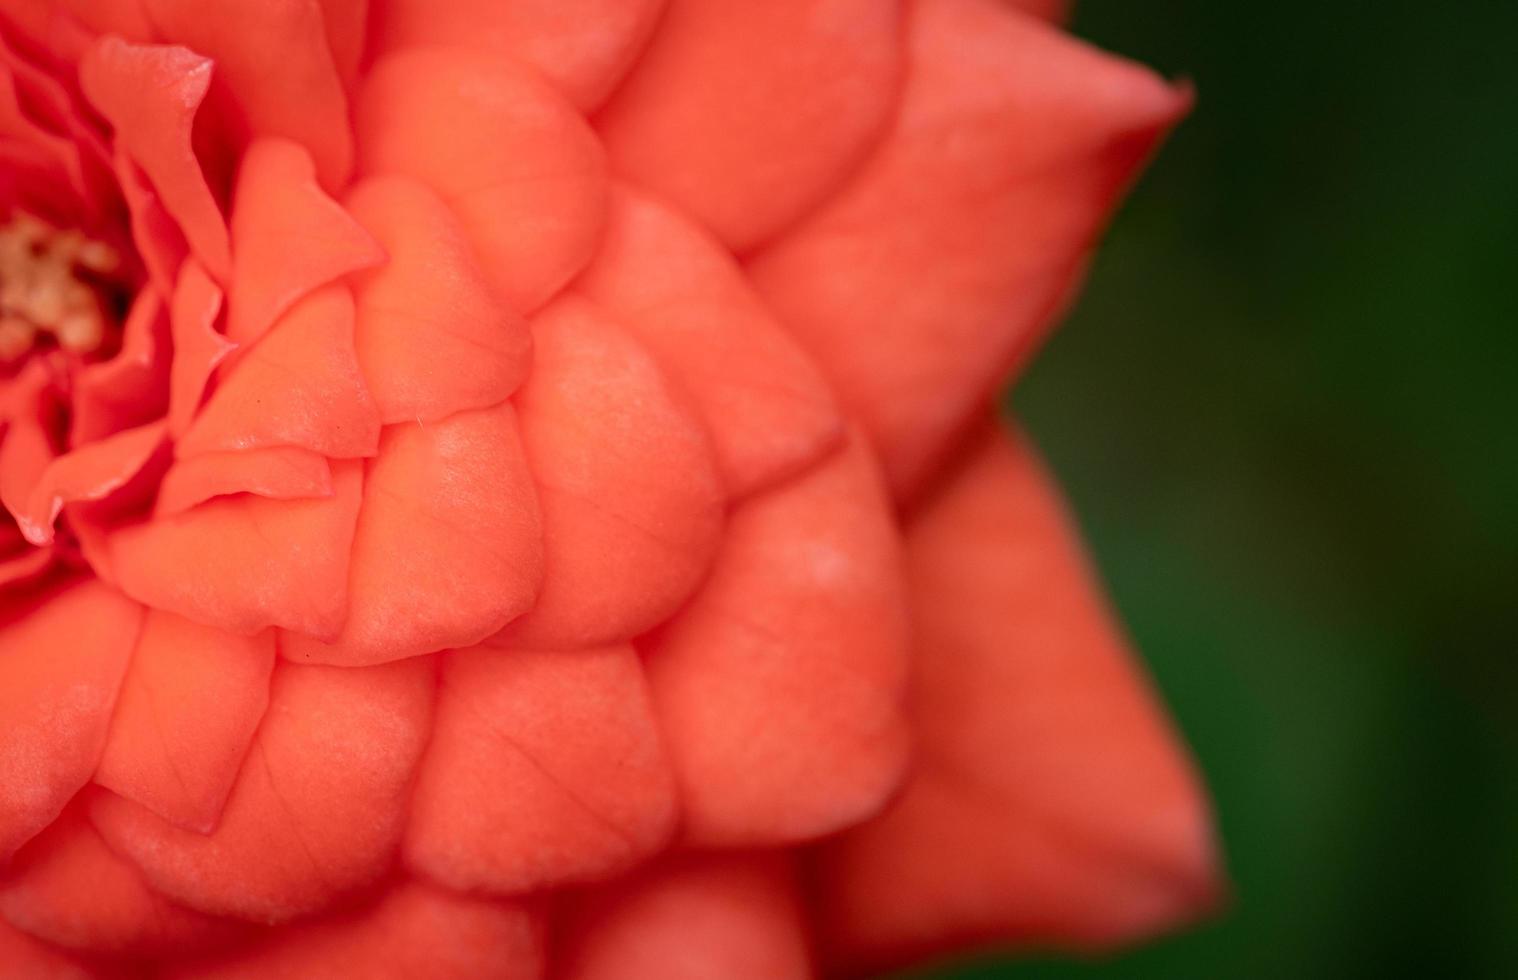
left=922, top=1, right=1518, bottom=977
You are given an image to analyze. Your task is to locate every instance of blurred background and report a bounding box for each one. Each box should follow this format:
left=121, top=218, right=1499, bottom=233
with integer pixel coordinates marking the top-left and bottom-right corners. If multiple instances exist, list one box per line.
left=922, top=1, right=1518, bottom=977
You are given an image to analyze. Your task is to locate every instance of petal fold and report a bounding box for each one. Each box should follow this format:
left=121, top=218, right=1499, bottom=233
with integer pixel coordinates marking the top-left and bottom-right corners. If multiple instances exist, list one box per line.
left=814, top=422, right=1221, bottom=972
left=643, top=434, right=910, bottom=847
left=154, top=447, right=333, bottom=519
left=748, top=0, right=1190, bottom=497
left=89, top=657, right=435, bottom=923
left=405, top=645, right=675, bottom=894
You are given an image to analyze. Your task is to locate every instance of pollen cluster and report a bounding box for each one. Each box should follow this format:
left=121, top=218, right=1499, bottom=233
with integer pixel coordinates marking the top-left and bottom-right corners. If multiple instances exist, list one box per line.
left=0, top=212, right=119, bottom=362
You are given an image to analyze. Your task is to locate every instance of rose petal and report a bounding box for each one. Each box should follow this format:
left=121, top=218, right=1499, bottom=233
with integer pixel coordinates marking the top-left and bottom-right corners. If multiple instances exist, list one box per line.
left=405, top=645, right=675, bottom=894
left=490, top=295, right=722, bottom=650
left=280, top=404, right=542, bottom=665
left=154, top=447, right=332, bottom=519
left=597, top=0, right=903, bottom=252
left=94, top=610, right=275, bottom=832
left=356, top=47, right=606, bottom=314
left=559, top=853, right=812, bottom=980
left=90, top=657, right=435, bottom=923
left=368, top=0, right=665, bottom=111
left=0, top=581, right=142, bottom=861
left=644, top=434, right=910, bottom=847
left=106, top=460, right=362, bottom=638
left=748, top=0, right=1190, bottom=497
left=225, top=138, right=384, bottom=348
left=143, top=0, right=354, bottom=189
left=71, top=289, right=170, bottom=445
left=576, top=188, right=843, bottom=498
left=166, top=257, right=232, bottom=438
left=814, top=422, right=1221, bottom=971
left=79, top=37, right=230, bottom=281
left=314, top=0, right=367, bottom=90
left=17, top=421, right=167, bottom=546
left=160, top=881, right=545, bottom=980
left=0, top=805, right=239, bottom=956
left=0, top=916, right=99, bottom=980
left=344, top=176, right=532, bottom=423
left=0, top=364, right=61, bottom=526
left=114, top=148, right=188, bottom=298
left=178, top=285, right=381, bottom=460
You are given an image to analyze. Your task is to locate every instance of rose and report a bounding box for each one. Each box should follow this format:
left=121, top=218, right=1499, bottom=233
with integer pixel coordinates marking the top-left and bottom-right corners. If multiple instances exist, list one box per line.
left=0, top=0, right=1219, bottom=976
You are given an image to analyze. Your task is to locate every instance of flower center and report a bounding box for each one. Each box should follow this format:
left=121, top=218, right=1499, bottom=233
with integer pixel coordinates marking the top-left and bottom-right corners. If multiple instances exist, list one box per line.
left=0, top=211, right=121, bottom=363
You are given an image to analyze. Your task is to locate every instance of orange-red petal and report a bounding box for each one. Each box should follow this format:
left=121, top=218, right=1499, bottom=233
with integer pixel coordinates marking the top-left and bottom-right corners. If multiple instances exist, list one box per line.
left=106, top=460, right=362, bottom=638
left=576, top=189, right=843, bottom=497
left=93, top=611, right=275, bottom=831
left=598, top=0, right=903, bottom=253
left=225, top=138, right=384, bottom=348
left=344, top=176, right=531, bottom=423
left=748, top=0, right=1190, bottom=498
left=166, top=258, right=232, bottom=438
left=405, top=645, right=675, bottom=894
left=0, top=582, right=142, bottom=861
left=0, top=916, right=100, bottom=980
left=559, top=853, right=813, bottom=980
left=178, top=285, right=381, bottom=459
left=369, top=0, right=665, bottom=111
left=17, top=422, right=166, bottom=547
left=492, top=296, right=722, bottom=650
left=356, top=47, right=606, bottom=314
left=89, top=657, right=435, bottom=923
left=153, top=447, right=332, bottom=519
left=643, top=434, right=909, bottom=847
left=71, top=289, right=170, bottom=445
left=814, top=422, right=1221, bottom=971
left=281, top=404, right=542, bottom=665
left=160, top=881, right=545, bottom=980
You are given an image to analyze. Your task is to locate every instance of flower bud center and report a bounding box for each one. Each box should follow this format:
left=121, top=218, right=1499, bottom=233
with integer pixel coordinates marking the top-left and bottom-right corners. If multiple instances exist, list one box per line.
left=0, top=211, right=120, bottom=363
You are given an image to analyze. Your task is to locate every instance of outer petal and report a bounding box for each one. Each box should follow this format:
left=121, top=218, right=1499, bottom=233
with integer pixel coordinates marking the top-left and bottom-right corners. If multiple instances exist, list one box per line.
left=748, top=0, right=1190, bottom=498
left=106, top=460, right=362, bottom=638
left=89, top=657, right=435, bottom=923
left=576, top=189, right=843, bottom=498
left=344, top=176, right=531, bottom=424
left=643, top=435, right=910, bottom=847
left=492, top=296, right=722, bottom=650
left=225, top=138, right=385, bottom=348
left=0, top=917, right=100, bottom=980
left=597, top=0, right=902, bottom=252
left=559, top=853, right=813, bottom=980
left=143, top=0, right=354, bottom=189
left=160, top=881, right=545, bottom=980
left=94, top=611, right=275, bottom=831
left=0, top=582, right=142, bottom=861
left=78, top=38, right=230, bottom=281
left=368, top=0, right=665, bottom=111
left=405, top=645, right=675, bottom=894
left=153, top=447, right=332, bottom=519
left=356, top=47, right=607, bottom=314
left=280, top=404, right=542, bottom=665
left=178, top=285, right=380, bottom=460
left=16, top=421, right=166, bottom=546
left=0, top=806, right=238, bottom=956
left=815, top=422, right=1221, bottom=972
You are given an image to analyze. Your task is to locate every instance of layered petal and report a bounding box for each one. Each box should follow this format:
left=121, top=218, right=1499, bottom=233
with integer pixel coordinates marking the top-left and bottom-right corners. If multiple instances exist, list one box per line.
left=153, top=446, right=333, bottom=519
left=70, top=290, right=170, bottom=445
left=281, top=403, right=542, bottom=665
left=15, top=421, right=166, bottom=546
left=225, top=137, right=384, bottom=348
left=369, top=0, right=665, bottom=111
left=90, top=657, right=435, bottom=923
left=598, top=0, right=903, bottom=252
left=643, top=435, right=910, bottom=847
left=106, top=460, right=362, bottom=638
left=165, top=257, right=232, bottom=438
left=357, top=47, right=607, bottom=314
left=344, top=176, right=531, bottom=424
left=494, top=296, right=722, bottom=650
left=559, top=853, right=813, bottom=980
left=94, top=610, right=275, bottom=831
left=748, top=0, right=1190, bottom=497
left=0, top=916, right=99, bottom=980
left=0, top=582, right=142, bottom=861
left=161, top=881, right=545, bottom=980
left=815, top=422, right=1221, bottom=971
left=143, top=0, right=354, bottom=189
left=405, top=645, right=675, bottom=894
left=178, top=285, right=381, bottom=460
left=576, top=189, right=843, bottom=497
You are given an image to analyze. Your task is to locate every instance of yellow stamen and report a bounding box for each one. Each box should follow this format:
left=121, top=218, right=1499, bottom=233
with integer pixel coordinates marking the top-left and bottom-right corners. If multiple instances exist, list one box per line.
left=0, top=211, right=119, bottom=362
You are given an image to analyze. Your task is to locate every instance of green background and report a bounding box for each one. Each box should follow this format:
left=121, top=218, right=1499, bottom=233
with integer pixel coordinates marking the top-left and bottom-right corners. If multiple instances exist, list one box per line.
left=926, top=1, right=1518, bottom=977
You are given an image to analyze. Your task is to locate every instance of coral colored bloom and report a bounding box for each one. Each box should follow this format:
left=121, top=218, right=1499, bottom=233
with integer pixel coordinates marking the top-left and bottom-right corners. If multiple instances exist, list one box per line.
left=0, top=0, right=1219, bottom=976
